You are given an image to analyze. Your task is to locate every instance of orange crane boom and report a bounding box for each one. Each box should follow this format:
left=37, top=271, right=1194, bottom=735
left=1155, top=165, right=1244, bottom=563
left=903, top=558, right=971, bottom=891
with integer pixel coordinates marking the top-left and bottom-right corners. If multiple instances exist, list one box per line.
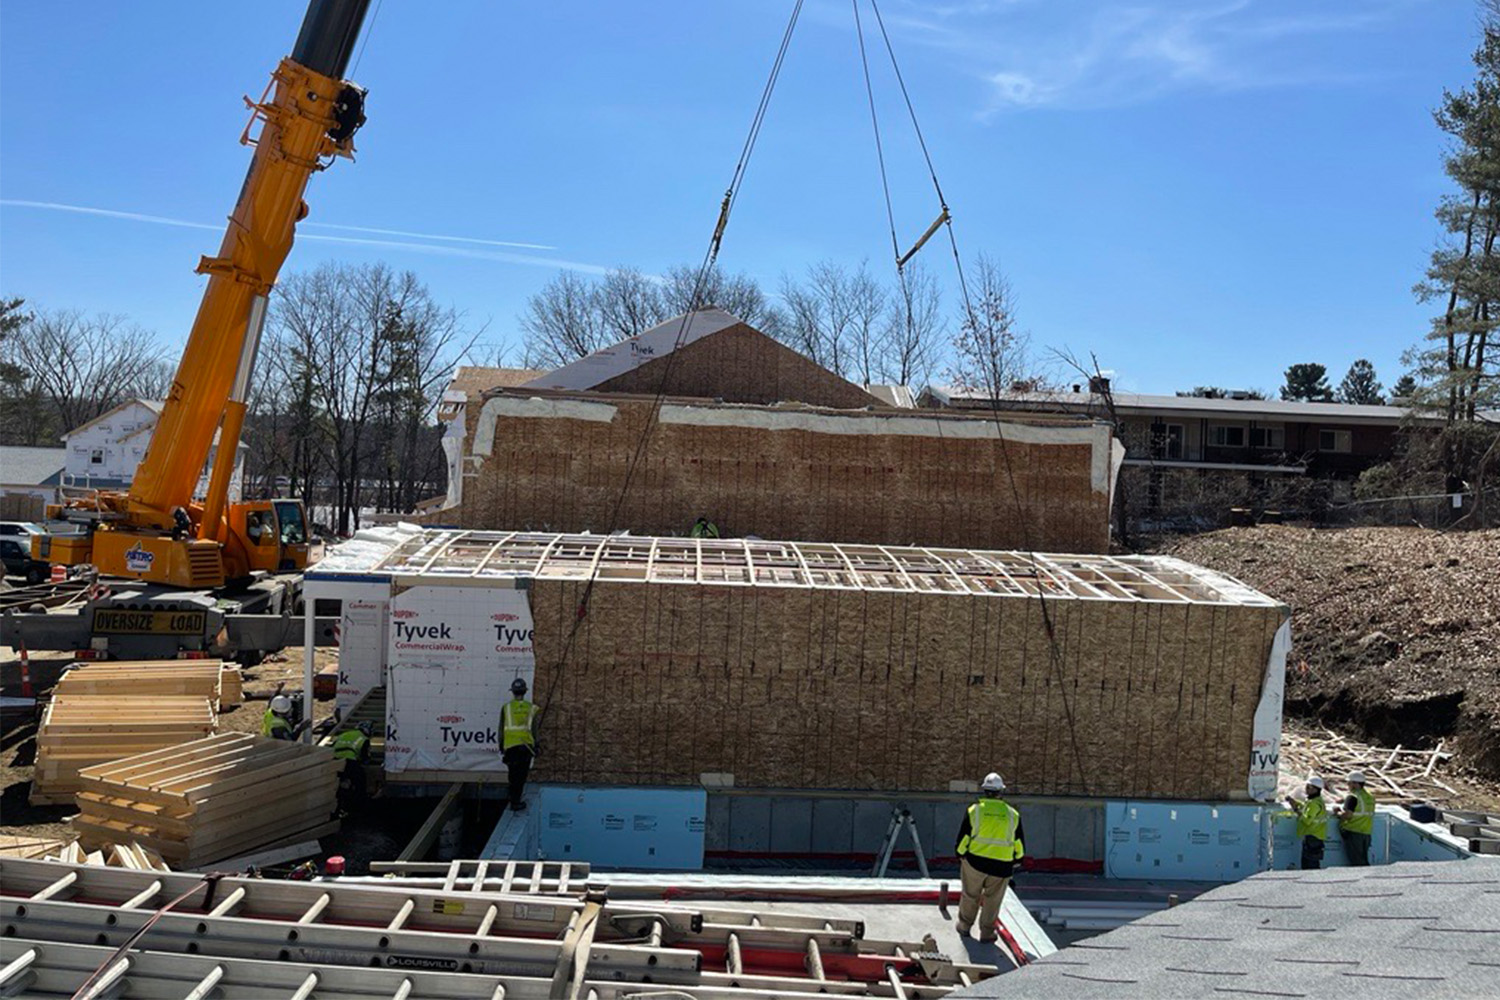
left=39, top=0, right=369, bottom=588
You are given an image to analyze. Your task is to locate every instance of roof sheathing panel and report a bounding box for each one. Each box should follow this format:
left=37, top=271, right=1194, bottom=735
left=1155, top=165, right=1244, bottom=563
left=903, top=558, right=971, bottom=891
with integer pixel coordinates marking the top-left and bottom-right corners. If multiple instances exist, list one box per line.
left=371, top=530, right=1279, bottom=607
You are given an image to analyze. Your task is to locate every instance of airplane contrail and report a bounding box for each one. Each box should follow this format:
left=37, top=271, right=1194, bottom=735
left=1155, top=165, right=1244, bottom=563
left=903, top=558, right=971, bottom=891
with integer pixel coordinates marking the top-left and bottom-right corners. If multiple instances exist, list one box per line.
left=300, top=221, right=557, bottom=251
left=0, top=199, right=606, bottom=273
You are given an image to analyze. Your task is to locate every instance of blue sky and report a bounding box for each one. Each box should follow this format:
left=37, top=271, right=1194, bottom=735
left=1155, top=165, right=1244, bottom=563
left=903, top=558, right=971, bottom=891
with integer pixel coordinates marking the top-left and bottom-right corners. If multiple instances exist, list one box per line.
left=0, top=0, right=1477, bottom=394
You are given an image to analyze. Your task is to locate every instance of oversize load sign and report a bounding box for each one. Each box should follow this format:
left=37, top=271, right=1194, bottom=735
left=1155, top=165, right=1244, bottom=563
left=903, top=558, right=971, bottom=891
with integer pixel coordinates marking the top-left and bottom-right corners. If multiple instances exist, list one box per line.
left=92, top=608, right=206, bottom=635
left=385, top=584, right=535, bottom=773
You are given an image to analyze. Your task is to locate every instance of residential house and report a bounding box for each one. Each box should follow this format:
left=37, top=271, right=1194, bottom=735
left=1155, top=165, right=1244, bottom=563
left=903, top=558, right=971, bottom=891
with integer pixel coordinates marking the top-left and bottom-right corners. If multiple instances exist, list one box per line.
left=920, top=383, right=1443, bottom=526
left=59, top=399, right=245, bottom=500
left=0, top=444, right=65, bottom=520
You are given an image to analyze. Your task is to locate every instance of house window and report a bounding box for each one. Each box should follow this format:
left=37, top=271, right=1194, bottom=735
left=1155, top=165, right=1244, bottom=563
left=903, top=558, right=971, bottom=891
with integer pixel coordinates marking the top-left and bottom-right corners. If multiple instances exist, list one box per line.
left=1150, top=422, right=1185, bottom=460
left=1319, top=429, right=1352, bottom=453
left=1250, top=426, right=1284, bottom=449
left=89, top=448, right=105, bottom=466
left=1209, top=425, right=1246, bottom=448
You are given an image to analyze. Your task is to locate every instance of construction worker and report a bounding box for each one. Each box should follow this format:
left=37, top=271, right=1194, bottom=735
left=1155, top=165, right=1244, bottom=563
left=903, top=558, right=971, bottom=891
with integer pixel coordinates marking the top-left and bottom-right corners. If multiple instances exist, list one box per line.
left=1335, top=770, right=1375, bottom=866
left=262, top=694, right=296, bottom=740
left=1285, top=775, right=1329, bottom=869
left=502, top=677, right=536, bottom=812
left=689, top=516, right=720, bottom=539
left=954, top=772, right=1025, bottom=942
left=334, top=721, right=373, bottom=805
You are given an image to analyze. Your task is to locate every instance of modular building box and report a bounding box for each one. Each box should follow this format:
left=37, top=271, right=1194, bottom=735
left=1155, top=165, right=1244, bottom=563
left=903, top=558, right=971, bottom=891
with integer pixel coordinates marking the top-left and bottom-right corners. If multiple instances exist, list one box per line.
left=309, top=528, right=1290, bottom=802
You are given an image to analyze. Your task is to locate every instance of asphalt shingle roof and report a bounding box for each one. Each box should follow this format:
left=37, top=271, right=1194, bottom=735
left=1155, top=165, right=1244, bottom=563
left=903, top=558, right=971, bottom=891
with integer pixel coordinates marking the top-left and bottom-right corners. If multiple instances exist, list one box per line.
left=958, top=860, right=1500, bottom=999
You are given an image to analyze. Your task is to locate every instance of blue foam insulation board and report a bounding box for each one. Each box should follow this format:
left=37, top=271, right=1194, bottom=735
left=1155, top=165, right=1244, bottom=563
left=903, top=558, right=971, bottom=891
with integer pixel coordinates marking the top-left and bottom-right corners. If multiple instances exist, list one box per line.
left=534, top=786, right=707, bottom=870
left=1104, top=800, right=1266, bottom=880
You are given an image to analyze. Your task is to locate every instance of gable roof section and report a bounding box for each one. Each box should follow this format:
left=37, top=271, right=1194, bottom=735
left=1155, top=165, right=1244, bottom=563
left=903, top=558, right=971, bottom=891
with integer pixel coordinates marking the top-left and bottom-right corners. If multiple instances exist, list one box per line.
left=60, top=398, right=164, bottom=441
left=0, top=445, right=66, bottom=486
left=592, top=323, right=885, bottom=409
left=957, top=859, right=1500, bottom=998
left=521, top=308, right=742, bottom=392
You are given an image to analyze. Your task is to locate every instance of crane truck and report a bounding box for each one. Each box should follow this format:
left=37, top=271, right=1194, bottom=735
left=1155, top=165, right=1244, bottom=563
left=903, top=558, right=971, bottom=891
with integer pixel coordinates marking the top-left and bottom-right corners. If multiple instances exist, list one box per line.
left=2, top=0, right=371, bottom=662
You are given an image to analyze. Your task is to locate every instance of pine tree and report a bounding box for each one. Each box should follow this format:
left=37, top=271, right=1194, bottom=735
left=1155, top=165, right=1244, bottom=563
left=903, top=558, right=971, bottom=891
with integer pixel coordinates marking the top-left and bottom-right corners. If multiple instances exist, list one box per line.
left=1408, top=6, right=1500, bottom=491
left=1338, top=359, right=1385, bottom=404
left=1279, top=363, right=1333, bottom=402
left=1390, top=373, right=1419, bottom=399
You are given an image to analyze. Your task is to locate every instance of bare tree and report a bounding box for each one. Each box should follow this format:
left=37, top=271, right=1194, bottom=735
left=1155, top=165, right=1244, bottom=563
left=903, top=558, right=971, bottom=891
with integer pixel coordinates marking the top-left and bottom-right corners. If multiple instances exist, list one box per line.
left=519, top=271, right=609, bottom=369
left=878, top=261, right=943, bottom=387
left=662, top=264, right=777, bottom=328
left=595, top=267, right=667, bottom=341
left=2, top=308, right=165, bottom=434
left=947, top=254, right=1035, bottom=395
left=780, top=260, right=862, bottom=378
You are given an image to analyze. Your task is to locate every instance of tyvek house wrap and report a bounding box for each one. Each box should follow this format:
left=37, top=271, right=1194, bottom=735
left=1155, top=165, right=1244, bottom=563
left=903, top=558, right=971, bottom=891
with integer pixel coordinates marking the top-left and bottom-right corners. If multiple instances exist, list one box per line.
left=383, top=583, right=536, bottom=773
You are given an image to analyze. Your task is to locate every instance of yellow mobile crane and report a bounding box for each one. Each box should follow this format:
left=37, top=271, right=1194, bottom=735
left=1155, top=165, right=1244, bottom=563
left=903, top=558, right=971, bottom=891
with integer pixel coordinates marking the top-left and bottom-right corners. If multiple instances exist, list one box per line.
left=38, top=0, right=371, bottom=589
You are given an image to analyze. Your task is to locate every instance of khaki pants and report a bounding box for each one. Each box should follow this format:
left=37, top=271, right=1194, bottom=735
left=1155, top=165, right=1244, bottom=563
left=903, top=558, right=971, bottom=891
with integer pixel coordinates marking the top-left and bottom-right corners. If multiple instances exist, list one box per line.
left=957, top=858, right=1010, bottom=940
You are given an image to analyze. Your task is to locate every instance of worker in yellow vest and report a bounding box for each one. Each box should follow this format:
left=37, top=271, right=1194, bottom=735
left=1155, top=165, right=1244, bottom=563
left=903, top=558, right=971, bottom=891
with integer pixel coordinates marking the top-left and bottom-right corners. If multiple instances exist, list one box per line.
left=262, top=694, right=301, bottom=740
left=333, top=721, right=374, bottom=806
left=1335, top=770, right=1375, bottom=866
left=502, top=677, right=537, bottom=812
left=954, top=772, right=1025, bottom=942
left=1285, top=774, right=1328, bottom=869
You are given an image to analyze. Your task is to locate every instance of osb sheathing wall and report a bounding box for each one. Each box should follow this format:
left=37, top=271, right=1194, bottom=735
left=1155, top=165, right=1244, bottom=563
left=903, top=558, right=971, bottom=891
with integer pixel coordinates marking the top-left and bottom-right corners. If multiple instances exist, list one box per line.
left=593, top=324, right=883, bottom=409
left=447, top=393, right=1116, bottom=554
left=528, top=578, right=1288, bottom=799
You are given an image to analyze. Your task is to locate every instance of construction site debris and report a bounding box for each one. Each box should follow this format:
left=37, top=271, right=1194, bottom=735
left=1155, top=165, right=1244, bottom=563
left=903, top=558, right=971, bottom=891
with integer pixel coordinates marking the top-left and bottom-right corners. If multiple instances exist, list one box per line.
left=30, top=695, right=216, bottom=806
left=1278, top=719, right=1459, bottom=802
left=72, top=733, right=340, bottom=867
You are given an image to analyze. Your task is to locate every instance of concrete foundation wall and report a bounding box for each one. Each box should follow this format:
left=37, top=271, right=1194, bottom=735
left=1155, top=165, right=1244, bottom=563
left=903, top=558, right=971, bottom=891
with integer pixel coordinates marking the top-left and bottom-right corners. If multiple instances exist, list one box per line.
left=705, top=792, right=1107, bottom=869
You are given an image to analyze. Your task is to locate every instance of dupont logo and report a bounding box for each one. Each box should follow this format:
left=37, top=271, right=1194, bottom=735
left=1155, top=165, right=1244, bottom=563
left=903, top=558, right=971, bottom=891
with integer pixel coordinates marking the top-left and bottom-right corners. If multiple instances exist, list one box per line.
left=492, top=612, right=520, bottom=623
left=437, top=715, right=465, bottom=724
left=392, top=609, right=418, bottom=619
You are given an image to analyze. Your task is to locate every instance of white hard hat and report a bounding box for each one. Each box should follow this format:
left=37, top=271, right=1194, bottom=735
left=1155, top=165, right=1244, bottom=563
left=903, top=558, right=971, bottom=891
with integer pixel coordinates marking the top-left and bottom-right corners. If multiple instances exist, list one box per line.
left=1347, top=771, right=1366, bottom=785
left=981, top=772, right=1006, bottom=792
left=1306, top=775, right=1325, bottom=790
left=270, top=695, right=292, bottom=715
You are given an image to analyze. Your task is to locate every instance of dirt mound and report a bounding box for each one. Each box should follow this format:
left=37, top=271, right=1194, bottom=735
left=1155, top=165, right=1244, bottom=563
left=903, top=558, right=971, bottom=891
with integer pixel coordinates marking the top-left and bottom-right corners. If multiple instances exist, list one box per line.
left=1161, top=526, right=1500, bottom=778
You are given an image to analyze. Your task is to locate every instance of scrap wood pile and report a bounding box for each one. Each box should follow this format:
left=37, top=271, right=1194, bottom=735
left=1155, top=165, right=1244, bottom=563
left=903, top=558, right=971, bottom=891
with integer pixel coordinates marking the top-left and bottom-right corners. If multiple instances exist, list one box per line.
left=72, top=733, right=341, bottom=867
left=0, top=835, right=170, bottom=870
left=1280, top=720, right=1458, bottom=802
left=29, top=660, right=243, bottom=805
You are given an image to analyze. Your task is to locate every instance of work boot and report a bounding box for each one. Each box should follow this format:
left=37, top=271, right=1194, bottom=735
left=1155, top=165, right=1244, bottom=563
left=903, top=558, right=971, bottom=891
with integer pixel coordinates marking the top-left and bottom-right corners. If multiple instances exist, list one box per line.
left=979, top=932, right=998, bottom=944
left=955, top=920, right=971, bottom=937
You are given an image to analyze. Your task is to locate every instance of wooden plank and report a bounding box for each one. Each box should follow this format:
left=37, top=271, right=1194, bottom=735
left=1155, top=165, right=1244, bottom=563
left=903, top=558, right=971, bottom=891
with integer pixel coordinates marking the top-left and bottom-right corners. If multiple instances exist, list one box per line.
left=397, top=783, right=464, bottom=862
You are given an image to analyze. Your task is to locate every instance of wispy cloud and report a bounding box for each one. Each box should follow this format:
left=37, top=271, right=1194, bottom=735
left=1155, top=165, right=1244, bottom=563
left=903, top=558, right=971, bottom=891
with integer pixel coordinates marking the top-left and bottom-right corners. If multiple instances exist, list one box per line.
left=0, top=199, right=611, bottom=274
left=857, top=0, right=1412, bottom=114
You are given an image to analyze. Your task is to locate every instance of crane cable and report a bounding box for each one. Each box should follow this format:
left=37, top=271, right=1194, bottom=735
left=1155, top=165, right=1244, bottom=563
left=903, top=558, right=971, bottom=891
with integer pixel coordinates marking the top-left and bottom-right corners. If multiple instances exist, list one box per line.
left=536, top=0, right=806, bottom=727
left=852, top=0, right=1092, bottom=794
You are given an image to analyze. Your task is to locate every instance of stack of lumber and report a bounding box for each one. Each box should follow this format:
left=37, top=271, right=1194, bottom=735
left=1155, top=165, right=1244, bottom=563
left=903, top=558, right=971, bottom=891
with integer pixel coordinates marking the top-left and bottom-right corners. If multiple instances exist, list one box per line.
left=73, top=733, right=341, bottom=867
left=53, top=659, right=241, bottom=710
left=31, top=695, right=216, bottom=805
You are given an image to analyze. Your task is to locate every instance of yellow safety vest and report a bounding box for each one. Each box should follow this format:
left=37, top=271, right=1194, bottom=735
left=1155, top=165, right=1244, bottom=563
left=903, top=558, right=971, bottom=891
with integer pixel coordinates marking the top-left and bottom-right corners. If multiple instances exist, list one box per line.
left=333, top=730, right=369, bottom=761
left=262, top=709, right=291, bottom=739
left=958, top=799, right=1022, bottom=862
left=1340, top=788, right=1375, bottom=835
left=1296, top=796, right=1328, bottom=840
left=502, top=698, right=535, bottom=750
